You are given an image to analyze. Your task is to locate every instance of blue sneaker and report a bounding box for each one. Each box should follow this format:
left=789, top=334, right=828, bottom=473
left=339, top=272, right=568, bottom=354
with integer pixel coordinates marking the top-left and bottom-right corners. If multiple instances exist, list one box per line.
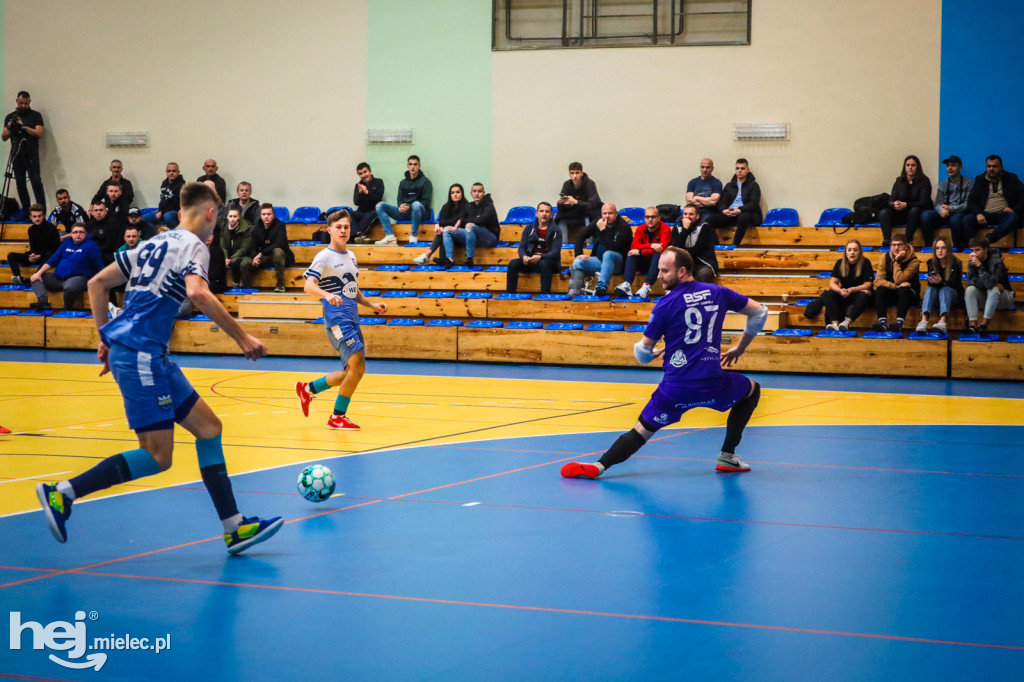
left=36, top=483, right=72, bottom=543
left=224, top=516, right=283, bottom=555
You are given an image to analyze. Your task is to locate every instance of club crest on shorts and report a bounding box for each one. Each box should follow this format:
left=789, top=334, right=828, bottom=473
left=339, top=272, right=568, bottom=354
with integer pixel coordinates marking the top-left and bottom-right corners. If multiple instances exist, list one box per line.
left=669, top=350, right=687, bottom=367
left=157, top=394, right=172, bottom=409
left=653, top=413, right=670, bottom=424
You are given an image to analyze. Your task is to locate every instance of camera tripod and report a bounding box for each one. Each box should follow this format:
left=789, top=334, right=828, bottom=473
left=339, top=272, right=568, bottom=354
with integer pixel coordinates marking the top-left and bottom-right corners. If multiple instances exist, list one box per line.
left=0, top=136, right=27, bottom=240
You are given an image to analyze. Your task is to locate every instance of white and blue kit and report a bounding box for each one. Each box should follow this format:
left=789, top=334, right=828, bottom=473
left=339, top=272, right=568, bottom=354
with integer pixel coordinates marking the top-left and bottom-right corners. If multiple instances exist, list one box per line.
left=101, top=230, right=209, bottom=432
left=304, top=247, right=365, bottom=363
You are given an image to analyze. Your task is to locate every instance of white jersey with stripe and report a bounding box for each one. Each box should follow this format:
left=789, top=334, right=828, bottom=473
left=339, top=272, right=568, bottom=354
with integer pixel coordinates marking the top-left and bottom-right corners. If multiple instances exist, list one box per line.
left=304, top=247, right=360, bottom=328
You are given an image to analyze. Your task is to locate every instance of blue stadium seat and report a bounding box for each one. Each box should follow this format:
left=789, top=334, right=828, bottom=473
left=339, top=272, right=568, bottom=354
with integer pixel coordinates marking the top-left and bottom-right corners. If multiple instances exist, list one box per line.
left=815, top=207, right=850, bottom=227
left=618, top=207, right=645, bottom=226
left=291, top=206, right=321, bottom=223
left=141, top=208, right=158, bottom=219
left=762, top=208, right=799, bottom=227
left=502, top=206, right=536, bottom=224
left=273, top=206, right=290, bottom=222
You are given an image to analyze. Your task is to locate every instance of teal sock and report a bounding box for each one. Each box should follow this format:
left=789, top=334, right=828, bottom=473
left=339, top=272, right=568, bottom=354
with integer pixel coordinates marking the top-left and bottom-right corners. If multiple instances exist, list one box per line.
left=333, top=394, right=351, bottom=416
left=309, top=376, right=330, bottom=394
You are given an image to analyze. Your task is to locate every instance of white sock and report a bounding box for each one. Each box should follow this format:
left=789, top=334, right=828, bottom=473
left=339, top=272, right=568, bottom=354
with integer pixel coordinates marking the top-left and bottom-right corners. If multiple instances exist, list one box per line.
left=594, top=462, right=605, bottom=473
left=221, top=512, right=244, bottom=534
left=56, top=480, right=76, bottom=501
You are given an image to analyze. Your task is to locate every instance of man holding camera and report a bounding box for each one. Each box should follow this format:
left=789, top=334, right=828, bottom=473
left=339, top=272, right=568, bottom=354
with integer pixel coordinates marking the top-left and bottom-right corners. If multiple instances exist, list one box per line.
left=2, top=91, right=46, bottom=213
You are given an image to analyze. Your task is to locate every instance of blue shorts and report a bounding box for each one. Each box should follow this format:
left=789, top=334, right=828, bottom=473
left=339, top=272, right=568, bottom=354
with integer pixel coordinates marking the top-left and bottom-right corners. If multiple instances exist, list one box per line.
left=639, top=372, right=752, bottom=431
left=324, top=323, right=365, bottom=365
left=108, top=344, right=200, bottom=432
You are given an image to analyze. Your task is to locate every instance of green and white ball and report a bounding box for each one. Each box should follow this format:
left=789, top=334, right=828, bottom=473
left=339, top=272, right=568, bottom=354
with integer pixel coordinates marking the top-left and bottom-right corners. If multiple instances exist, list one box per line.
left=297, top=464, right=336, bottom=503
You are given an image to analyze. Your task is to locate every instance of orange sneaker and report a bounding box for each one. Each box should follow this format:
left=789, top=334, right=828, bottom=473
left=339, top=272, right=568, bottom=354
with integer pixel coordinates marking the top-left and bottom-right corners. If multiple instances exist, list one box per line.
left=327, top=414, right=360, bottom=431
left=560, top=462, right=602, bottom=479
left=0, top=425, right=10, bottom=434
left=295, top=381, right=313, bottom=417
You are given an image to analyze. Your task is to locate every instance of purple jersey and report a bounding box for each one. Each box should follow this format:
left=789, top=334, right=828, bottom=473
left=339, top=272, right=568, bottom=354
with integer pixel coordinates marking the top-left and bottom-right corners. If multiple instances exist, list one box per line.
left=645, top=280, right=749, bottom=385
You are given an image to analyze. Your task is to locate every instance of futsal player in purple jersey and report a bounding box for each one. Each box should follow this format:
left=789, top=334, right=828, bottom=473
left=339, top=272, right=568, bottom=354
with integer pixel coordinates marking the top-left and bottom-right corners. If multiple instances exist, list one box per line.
left=562, top=246, right=768, bottom=478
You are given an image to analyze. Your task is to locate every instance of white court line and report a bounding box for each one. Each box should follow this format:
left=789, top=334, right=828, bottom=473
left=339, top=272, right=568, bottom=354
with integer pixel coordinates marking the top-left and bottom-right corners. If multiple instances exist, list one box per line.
left=462, top=502, right=481, bottom=507
left=0, top=471, right=72, bottom=485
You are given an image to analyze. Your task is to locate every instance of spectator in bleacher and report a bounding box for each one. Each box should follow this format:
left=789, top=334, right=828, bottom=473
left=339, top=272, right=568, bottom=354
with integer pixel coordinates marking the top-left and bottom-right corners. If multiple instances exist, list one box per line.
left=221, top=207, right=256, bottom=288
left=439, top=182, right=499, bottom=268
left=506, top=201, right=562, bottom=295
left=252, top=203, right=294, bottom=293
left=872, top=232, right=920, bottom=333
left=85, top=201, right=124, bottom=265
left=200, top=179, right=229, bottom=293
left=555, top=161, right=602, bottom=246
left=671, top=203, right=719, bottom=284
left=568, top=202, right=633, bottom=298
left=819, top=239, right=874, bottom=332
left=878, top=155, right=932, bottom=247
left=9, top=204, right=60, bottom=287
left=350, top=162, right=385, bottom=240
left=915, top=236, right=962, bottom=335
left=153, top=162, right=185, bottom=229
left=963, top=236, right=1014, bottom=335
left=28, top=223, right=103, bottom=311
left=966, top=155, right=1024, bottom=246
left=196, top=159, right=227, bottom=203
left=374, top=155, right=432, bottom=246
left=47, top=189, right=88, bottom=233
left=920, top=156, right=974, bottom=250
left=227, top=181, right=260, bottom=226
left=3, top=91, right=45, bottom=212
left=413, top=183, right=467, bottom=266
left=126, top=207, right=157, bottom=240
left=616, top=206, right=671, bottom=299
left=708, top=158, right=763, bottom=246
left=100, top=181, right=131, bottom=226
left=116, top=225, right=141, bottom=253
left=91, top=159, right=134, bottom=206
left=685, top=158, right=723, bottom=222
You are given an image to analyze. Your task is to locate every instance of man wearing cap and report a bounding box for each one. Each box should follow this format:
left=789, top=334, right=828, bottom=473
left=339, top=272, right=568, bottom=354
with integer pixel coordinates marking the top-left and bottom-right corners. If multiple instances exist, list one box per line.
left=921, top=156, right=975, bottom=250
left=126, top=207, right=157, bottom=240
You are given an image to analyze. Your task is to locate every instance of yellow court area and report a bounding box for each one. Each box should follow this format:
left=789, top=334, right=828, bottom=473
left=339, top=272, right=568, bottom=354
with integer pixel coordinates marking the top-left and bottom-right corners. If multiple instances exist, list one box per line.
left=1, top=359, right=1022, bottom=517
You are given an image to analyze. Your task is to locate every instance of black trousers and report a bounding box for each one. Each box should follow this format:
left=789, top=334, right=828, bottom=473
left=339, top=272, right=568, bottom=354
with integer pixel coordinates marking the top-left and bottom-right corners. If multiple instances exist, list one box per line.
left=820, top=289, right=871, bottom=323
left=874, top=286, right=919, bottom=320
left=506, top=257, right=556, bottom=294
left=878, top=207, right=924, bottom=245
left=7, top=251, right=48, bottom=278
left=11, top=147, right=45, bottom=212
left=708, top=211, right=761, bottom=246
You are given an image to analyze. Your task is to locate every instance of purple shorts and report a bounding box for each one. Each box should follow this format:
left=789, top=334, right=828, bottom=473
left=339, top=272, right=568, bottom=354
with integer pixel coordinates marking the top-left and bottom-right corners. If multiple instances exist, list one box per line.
left=639, top=372, right=752, bottom=431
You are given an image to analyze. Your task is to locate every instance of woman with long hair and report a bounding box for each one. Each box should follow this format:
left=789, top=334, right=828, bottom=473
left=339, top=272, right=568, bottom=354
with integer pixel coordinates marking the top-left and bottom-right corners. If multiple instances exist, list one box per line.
left=878, top=155, right=932, bottom=246
left=915, top=236, right=963, bottom=334
left=412, top=183, right=468, bottom=265
left=819, top=239, right=874, bottom=331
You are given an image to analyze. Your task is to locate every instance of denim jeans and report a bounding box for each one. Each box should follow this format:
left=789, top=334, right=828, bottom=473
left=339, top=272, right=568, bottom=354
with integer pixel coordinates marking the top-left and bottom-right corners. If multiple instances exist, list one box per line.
left=375, top=201, right=428, bottom=238
left=622, top=253, right=660, bottom=286
left=570, top=251, right=624, bottom=288
left=443, top=225, right=497, bottom=259
left=154, top=210, right=180, bottom=229
left=965, top=285, right=1015, bottom=320
left=980, top=211, right=1022, bottom=244
left=920, top=285, right=958, bottom=317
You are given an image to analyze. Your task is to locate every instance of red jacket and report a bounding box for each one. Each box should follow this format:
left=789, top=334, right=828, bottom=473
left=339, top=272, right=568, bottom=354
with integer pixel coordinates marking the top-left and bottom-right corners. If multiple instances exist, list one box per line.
left=630, top=221, right=671, bottom=256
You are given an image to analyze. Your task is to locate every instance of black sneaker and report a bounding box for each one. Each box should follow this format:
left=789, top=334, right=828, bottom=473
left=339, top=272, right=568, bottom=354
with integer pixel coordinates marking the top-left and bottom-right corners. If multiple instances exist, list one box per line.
left=872, top=320, right=888, bottom=332
left=889, top=319, right=903, bottom=333
left=976, top=323, right=989, bottom=335
left=29, top=301, right=52, bottom=311
left=594, top=285, right=607, bottom=298
left=463, top=257, right=474, bottom=268
left=964, top=321, right=978, bottom=334
left=433, top=256, right=453, bottom=267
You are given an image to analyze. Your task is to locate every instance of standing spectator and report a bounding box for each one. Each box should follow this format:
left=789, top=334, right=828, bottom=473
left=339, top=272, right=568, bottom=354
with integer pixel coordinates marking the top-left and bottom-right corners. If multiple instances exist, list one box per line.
left=374, top=155, right=432, bottom=246
left=221, top=207, right=256, bottom=288
left=819, top=239, right=874, bottom=332
left=708, top=158, right=763, bottom=246
left=616, top=206, right=671, bottom=299
left=921, top=155, right=974, bottom=250
left=413, top=183, right=467, bottom=265
left=2, top=91, right=45, bottom=211
left=91, top=159, right=135, bottom=206
left=872, top=233, right=920, bottom=333
left=878, top=155, right=932, bottom=247
left=568, top=203, right=633, bottom=298
left=252, top=203, right=294, bottom=293
left=197, top=159, right=227, bottom=202
left=28, top=223, right=103, bottom=310
left=915, top=236, right=963, bottom=335
left=226, top=181, right=261, bottom=226
left=555, top=161, right=602, bottom=245
left=671, top=203, right=719, bottom=283
left=440, top=182, right=498, bottom=268
left=350, top=162, right=384, bottom=240
left=47, top=189, right=88, bottom=233
left=685, top=158, right=723, bottom=222
left=966, top=155, right=1024, bottom=246
left=85, top=202, right=124, bottom=265
left=154, top=162, right=185, bottom=229
left=9, top=204, right=60, bottom=287
left=506, top=202, right=562, bottom=295
left=963, top=236, right=1014, bottom=334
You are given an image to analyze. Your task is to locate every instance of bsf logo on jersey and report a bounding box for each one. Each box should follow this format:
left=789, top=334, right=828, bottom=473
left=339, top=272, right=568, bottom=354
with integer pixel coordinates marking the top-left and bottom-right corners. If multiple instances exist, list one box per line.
left=669, top=350, right=687, bottom=367
left=341, top=272, right=358, bottom=299
left=683, top=290, right=712, bottom=304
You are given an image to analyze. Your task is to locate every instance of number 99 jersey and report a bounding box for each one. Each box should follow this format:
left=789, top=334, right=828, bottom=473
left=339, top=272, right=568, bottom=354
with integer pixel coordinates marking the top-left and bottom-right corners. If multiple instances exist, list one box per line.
left=100, top=229, right=210, bottom=353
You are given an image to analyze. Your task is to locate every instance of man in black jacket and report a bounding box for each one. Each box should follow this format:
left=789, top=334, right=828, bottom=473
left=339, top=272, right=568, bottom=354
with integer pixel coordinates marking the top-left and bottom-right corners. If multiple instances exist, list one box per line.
left=196, top=159, right=228, bottom=203
left=351, top=162, right=384, bottom=238
left=252, top=203, right=294, bottom=292
left=85, top=201, right=124, bottom=265
left=10, top=205, right=60, bottom=286
left=568, top=203, right=633, bottom=297
left=91, top=159, right=134, bottom=205
left=48, top=189, right=88, bottom=232
left=506, top=202, right=562, bottom=294
left=100, top=182, right=131, bottom=226
left=708, top=158, right=763, bottom=246
left=439, top=182, right=499, bottom=267
left=967, top=155, right=1023, bottom=245
left=555, top=161, right=602, bottom=244
left=671, top=203, right=719, bottom=282
left=154, top=162, right=185, bottom=228
left=2, top=91, right=45, bottom=212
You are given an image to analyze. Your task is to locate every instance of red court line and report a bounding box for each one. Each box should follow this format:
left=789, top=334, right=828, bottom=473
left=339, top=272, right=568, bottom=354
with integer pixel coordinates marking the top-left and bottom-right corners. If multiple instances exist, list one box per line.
left=68, top=569, right=1024, bottom=652
left=0, top=674, right=77, bottom=682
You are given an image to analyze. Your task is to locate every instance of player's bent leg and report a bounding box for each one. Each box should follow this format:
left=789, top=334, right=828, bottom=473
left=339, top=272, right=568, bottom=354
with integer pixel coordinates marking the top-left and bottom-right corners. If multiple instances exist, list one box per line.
left=717, top=379, right=760, bottom=473
left=328, top=350, right=366, bottom=431
left=561, top=420, right=656, bottom=479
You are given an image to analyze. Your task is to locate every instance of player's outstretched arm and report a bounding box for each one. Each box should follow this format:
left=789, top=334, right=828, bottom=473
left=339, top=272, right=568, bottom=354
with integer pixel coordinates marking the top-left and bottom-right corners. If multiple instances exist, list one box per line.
left=722, top=299, right=767, bottom=368
left=186, top=273, right=267, bottom=361
left=633, top=335, right=663, bottom=364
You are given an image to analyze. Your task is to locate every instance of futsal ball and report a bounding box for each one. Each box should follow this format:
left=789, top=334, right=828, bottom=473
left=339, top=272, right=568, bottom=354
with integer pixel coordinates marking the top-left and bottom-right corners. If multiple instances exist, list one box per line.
left=297, top=464, right=336, bottom=503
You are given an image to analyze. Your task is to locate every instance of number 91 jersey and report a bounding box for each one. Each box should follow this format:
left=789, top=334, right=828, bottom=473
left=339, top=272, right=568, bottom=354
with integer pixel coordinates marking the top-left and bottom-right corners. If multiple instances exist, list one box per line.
left=645, top=280, right=748, bottom=383
left=100, top=230, right=210, bottom=353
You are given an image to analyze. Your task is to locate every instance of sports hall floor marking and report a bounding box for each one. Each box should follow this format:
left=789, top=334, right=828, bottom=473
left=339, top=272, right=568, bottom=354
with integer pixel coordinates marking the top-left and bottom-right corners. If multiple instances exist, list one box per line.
left=0, top=471, right=71, bottom=485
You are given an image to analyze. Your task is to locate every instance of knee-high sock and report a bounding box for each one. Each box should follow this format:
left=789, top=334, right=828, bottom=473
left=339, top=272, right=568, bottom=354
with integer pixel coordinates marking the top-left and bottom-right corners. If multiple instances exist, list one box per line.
left=68, top=448, right=160, bottom=499
left=597, top=429, right=648, bottom=471
left=721, top=383, right=761, bottom=454
left=309, top=376, right=331, bottom=394
left=196, top=435, right=239, bottom=522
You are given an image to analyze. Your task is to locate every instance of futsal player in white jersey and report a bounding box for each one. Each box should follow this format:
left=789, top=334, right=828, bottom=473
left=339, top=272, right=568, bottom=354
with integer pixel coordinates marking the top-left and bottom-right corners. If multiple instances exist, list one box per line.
left=295, top=209, right=387, bottom=430
left=36, top=183, right=283, bottom=554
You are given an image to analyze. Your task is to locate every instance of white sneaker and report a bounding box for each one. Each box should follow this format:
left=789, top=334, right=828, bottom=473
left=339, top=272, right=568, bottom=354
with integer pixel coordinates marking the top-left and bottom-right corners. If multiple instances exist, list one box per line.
left=636, top=283, right=651, bottom=299
left=715, top=452, right=751, bottom=472
left=614, top=282, right=632, bottom=298
left=826, top=322, right=839, bottom=331
left=915, top=320, right=929, bottom=333
left=413, top=253, right=429, bottom=265
left=374, top=236, right=398, bottom=246
left=933, top=320, right=948, bottom=334
left=837, top=320, right=850, bottom=332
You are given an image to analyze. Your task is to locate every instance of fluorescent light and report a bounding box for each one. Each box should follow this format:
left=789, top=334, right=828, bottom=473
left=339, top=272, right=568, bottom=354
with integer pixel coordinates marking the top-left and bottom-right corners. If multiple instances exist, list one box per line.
left=105, top=132, right=149, bottom=147
left=733, top=122, right=790, bottom=141
left=366, top=128, right=414, bottom=144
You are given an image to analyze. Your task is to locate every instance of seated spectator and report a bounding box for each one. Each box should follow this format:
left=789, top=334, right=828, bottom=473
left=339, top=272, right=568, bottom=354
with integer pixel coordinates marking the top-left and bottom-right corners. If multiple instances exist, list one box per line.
left=916, top=236, right=963, bottom=335
left=252, top=203, right=294, bottom=292
left=878, top=155, right=932, bottom=247
left=568, top=202, right=633, bottom=298
left=439, top=182, right=498, bottom=267
left=91, top=159, right=134, bottom=205
left=966, top=155, right=1023, bottom=246
left=921, top=155, right=975, bottom=250
left=413, top=183, right=466, bottom=265
left=9, top=204, right=60, bottom=287
left=685, top=158, right=723, bottom=222
left=351, top=162, right=384, bottom=240
left=708, top=158, right=763, bottom=246
left=221, top=207, right=256, bottom=288
left=47, top=188, right=88, bottom=233
left=872, top=232, right=920, bottom=333
left=117, top=225, right=141, bottom=253
left=615, top=206, right=670, bottom=299
left=819, top=239, right=874, bottom=331
left=85, top=201, right=124, bottom=265
left=374, top=155, right=432, bottom=246
left=964, top=236, right=1014, bottom=334
left=28, top=223, right=103, bottom=311
left=506, top=202, right=561, bottom=294
left=226, top=181, right=261, bottom=226
left=153, top=162, right=185, bottom=229
left=197, top=158, right=227, bottom=202
left=671, top=203, right=719, bottom=283
left=100, top=181, right=131, bottom=225
left=555, top=161, right=601, bottom=245
left=126, top=207, right=157, bottom=240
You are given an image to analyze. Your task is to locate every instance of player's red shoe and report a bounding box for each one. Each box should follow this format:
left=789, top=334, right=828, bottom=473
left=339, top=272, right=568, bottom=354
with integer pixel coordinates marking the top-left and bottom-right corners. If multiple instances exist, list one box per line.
left=327, top=414, right=360, bottom=431
left=0, top=426, right=11, bottom=434
left=560, top=462, right=602, bottom=479
left=295, top=381, right=313, bottom=417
